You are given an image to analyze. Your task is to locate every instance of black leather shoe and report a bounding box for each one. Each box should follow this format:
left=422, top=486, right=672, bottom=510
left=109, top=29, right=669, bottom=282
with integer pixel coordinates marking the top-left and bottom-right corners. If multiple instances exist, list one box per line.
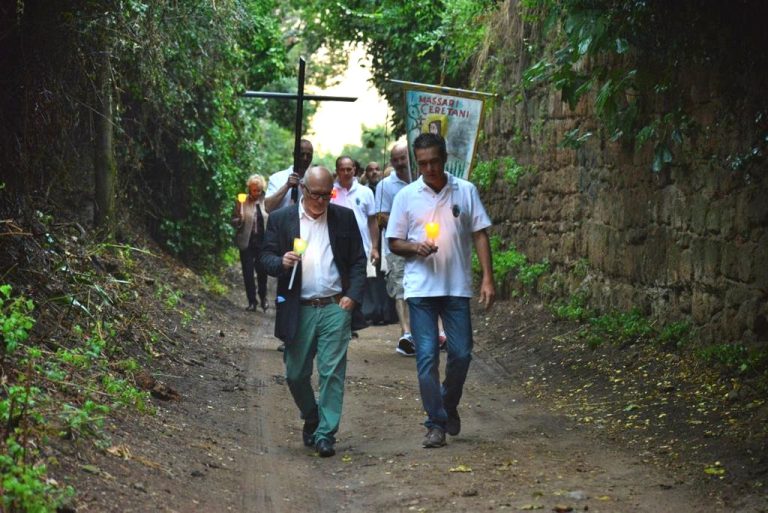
left=245, top=303, right=256, bottom=312
left=260, top=297, right=269, bottom=312
left=315, top=438, right=335, bottom=458
left=446, top=410, right=461, bottom=436
left=302, top=420, right=319, bottom=447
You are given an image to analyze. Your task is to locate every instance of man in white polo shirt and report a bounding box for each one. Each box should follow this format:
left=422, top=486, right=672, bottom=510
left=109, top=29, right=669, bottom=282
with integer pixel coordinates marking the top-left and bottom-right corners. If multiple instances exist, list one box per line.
left=332, top=155, right=379, bottom=333
left=264, top=139, right=314, bottom=213
left=388, top=133, right=495, bottom=449
left=375, top=141, right=415, bottom=355
left=332, top=155, right=380, bottom=269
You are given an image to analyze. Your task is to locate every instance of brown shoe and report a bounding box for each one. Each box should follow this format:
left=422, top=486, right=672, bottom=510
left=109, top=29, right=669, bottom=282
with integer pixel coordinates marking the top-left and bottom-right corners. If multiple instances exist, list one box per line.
left=422, top=427, right=446, bottom=448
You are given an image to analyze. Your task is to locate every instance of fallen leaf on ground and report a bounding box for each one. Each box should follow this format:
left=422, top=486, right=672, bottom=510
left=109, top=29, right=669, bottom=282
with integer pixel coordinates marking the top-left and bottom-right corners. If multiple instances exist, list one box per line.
left=704, top=462, right=726, bottom=476
left=106, top=444, right=132, bottom=459
left=80, top=464, right=101, bottom=475
left=449, top=464, right=473, bottom=473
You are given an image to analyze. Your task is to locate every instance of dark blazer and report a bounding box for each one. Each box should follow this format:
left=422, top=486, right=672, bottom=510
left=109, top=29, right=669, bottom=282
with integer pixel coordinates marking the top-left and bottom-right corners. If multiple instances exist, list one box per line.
left=260, top=203, right=367, bottom=344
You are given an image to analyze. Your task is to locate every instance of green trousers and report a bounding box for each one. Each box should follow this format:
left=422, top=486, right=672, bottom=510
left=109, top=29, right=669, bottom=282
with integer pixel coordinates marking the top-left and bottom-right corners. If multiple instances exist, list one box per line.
left=284, top=303, right=351, bottom=444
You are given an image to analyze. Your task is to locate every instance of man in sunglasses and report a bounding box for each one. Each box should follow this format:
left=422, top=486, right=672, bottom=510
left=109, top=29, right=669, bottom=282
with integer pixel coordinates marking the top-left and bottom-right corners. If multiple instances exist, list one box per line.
left=260, top=166, right=367, bottom=458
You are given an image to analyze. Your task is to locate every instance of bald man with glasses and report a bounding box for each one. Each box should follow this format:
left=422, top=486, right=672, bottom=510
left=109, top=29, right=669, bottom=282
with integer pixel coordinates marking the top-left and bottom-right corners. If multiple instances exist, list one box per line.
left=260, top=166, right=367, bottom=458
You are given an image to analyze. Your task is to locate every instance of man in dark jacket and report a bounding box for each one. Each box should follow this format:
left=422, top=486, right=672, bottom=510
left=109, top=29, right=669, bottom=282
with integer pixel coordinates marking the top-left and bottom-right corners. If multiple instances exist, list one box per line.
left=260, top=166, right=367, bottom=458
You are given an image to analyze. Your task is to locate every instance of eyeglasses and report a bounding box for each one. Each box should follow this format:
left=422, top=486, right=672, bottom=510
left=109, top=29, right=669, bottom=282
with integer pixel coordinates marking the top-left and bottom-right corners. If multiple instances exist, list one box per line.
left=302, top=184, right=332, bottom=201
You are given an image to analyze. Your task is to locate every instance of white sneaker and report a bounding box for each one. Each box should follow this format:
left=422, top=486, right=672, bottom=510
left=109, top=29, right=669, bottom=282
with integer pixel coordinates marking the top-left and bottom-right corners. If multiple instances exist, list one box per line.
left=396, top=334, right=416, bottom=356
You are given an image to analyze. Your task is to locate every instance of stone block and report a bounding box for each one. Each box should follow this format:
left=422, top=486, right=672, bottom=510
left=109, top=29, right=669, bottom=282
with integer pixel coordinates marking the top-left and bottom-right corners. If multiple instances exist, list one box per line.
left=586, top=223, right=609, bottom=269
left=691, top=288, right=724, bottom=324
left=753, top=234, right=768, bottom=289
left=720, top=243, right=741, bottom=281
left=678, top=248, right=693, bottom=283
left=690, top=197, right=709, bottom=235
left=691, top=238, right=720, bottom=286
left=747, top=189, right=768, bottom=229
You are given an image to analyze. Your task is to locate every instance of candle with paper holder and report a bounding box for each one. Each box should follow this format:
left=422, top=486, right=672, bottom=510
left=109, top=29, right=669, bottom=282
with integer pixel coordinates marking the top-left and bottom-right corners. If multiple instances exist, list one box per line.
left=288, top=237, right=307, bottom=290
left=237, top=193, right=247, bottom=217
left=425, top=222, right=440, bottom=272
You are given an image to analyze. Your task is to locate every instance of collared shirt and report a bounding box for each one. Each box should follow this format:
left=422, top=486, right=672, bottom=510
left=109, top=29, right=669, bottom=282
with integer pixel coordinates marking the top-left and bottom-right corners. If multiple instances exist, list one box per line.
left=331, top=178, right=375, bottom=257
left=299, top=200, right=342, bottom=300
left=375, top=171, right=411, bottom=256
left=266, top=166, right=304, bottom=211
left=387, top=174, right=492, bottom=299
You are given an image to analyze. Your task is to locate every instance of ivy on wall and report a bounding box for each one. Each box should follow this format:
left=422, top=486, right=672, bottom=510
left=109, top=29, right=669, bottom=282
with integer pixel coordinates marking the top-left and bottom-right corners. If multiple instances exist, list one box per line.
left=519, top=0, right=768, bottom=173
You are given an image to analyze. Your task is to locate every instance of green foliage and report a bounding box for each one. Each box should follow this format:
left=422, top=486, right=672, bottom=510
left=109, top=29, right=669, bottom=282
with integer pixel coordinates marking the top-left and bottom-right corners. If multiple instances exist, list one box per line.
left=471, top=156, right=531, bottom=190
left=58, top=401, right=110, bottom=439
left=296, top=0, right=498, bottom=133
left=572, top=258, right=590, bottom=279
left=552, top=293, right=593, bottom=322
left=658, top=321, right=693, bottom=348
left=0, top=285, right=35, bottom=355
left=0, top=385, right=45, bottom=429
left=696, top=344, right=768, bottom=376
left=154, top=284, right=183, bottom=309
left=585, top=308, right=654, bottom=348
left=520, top=0, right=697, bottom=172
left=336, top=125, right=391, bottom=168
left=518, top=260, right=550, bottom=286
left=0, top=289, right=151, bottom=504
left=1, top=436, right=74, bottom=513
left=87, top=1, right=290, bottom=268
left=473, top=236, right=550, bottom=289
left=202, top=273, right=228, bottom=296
left=101, top=375, right=151, bottom=412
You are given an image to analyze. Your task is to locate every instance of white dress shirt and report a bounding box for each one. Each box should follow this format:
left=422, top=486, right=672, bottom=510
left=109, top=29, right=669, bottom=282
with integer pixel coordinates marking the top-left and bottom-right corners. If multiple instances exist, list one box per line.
left=299, top=200, right=342, bottom=300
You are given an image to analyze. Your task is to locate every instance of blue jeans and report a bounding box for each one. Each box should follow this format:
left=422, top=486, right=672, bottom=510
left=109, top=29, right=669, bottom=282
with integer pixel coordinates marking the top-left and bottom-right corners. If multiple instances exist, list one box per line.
left=406, top=296, right=473, bottom=430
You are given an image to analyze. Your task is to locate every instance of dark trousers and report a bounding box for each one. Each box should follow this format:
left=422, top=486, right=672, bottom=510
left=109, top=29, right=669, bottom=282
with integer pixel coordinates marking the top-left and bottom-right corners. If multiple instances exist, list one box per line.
left=362, top=271, right=398, bottom=325
left=239, top=234, right=267, bottom=305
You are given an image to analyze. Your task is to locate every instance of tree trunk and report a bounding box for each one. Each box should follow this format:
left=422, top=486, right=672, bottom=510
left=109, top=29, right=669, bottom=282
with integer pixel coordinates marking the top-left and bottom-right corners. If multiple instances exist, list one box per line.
left=94, top=49, right=116, bottom=230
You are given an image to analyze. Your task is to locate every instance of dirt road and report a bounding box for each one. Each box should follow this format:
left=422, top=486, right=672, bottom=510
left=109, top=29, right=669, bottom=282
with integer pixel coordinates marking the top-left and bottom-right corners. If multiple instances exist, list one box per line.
left=63, top=289, right=752, bottom=512
left=229, top=319, right=730, bottom=513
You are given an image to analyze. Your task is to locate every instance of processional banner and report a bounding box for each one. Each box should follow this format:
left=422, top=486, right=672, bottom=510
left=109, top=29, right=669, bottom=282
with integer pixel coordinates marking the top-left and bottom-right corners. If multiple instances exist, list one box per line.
left=394, top=80, right=492, bottom=180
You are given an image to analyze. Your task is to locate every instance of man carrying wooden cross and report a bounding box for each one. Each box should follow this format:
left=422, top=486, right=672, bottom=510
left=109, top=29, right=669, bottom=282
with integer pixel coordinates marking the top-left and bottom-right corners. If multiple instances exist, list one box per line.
left=264, top=138, right=314, bottom=213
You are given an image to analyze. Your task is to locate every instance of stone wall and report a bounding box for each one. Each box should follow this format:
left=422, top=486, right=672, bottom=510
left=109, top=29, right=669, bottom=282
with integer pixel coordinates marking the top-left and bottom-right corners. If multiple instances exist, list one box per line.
left=473, top=0, right=768, bottom=346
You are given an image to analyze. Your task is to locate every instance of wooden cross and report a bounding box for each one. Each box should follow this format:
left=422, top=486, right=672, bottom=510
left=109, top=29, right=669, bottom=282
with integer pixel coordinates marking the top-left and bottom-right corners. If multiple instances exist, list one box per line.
left=243, top=57, right=358, bottom=201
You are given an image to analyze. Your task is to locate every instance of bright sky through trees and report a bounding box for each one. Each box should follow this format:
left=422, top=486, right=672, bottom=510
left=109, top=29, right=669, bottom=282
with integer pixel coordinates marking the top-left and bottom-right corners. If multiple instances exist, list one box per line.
left=307, top=45, right=393, bottom=157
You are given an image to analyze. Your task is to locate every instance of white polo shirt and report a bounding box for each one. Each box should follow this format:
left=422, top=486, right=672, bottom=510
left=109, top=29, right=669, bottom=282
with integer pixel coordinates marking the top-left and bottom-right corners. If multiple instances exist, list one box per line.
left=387, top=174, right=491, bottom=299
left=299, top=200, right=342, bottom=300
left=331, top=178, right=376, bottom=257
left=374, top=171, right=411, bottom=256
left=266, top=166, right=304, bottom=211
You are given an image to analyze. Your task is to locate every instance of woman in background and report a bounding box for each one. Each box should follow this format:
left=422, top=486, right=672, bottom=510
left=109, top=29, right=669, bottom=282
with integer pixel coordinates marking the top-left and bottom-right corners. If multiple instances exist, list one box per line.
left=232, top=174, right=269, bottom=311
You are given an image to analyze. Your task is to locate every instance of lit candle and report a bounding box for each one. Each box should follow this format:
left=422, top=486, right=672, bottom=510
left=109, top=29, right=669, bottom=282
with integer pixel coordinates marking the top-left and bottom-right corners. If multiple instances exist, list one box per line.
left=425, top=222, right=440, bottom=273
left=237, top=193, right=247, bottom=217
left=289, top=238, right=308, bottom=290
left=293, top=237, right=308, bottom=255
left=425, top=222, right=440, bottom=242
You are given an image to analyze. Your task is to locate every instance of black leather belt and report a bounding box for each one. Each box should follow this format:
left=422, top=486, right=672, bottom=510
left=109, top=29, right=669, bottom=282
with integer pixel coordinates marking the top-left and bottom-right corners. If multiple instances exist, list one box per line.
left=299, top=293, right=343, bottom=308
